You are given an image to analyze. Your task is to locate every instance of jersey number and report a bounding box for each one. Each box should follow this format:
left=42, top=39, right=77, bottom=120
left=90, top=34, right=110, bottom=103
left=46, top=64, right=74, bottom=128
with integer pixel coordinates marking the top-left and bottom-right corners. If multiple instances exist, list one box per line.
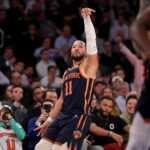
left=65, top=81, right=72, bottom=96
left=6, top=139, right=15, bottom=150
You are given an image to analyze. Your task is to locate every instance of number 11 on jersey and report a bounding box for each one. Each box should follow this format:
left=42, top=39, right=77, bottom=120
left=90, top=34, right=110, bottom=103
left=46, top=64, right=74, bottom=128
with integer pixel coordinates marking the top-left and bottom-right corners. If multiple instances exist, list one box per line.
left=65, top=81, right=72, bottom=96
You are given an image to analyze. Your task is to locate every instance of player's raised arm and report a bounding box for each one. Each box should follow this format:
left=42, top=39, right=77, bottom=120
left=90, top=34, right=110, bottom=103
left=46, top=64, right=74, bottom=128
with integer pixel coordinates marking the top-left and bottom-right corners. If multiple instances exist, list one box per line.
left=81, top=8, right=99, bottom=78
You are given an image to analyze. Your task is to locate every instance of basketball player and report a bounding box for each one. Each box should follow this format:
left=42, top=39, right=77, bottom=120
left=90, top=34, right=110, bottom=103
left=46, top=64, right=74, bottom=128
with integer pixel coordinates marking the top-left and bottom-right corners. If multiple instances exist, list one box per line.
left=0, top=105, right=26, bottom=150
left=35, top=7, right=98, bottom=150
left=126, top=0, right=150, bottom=150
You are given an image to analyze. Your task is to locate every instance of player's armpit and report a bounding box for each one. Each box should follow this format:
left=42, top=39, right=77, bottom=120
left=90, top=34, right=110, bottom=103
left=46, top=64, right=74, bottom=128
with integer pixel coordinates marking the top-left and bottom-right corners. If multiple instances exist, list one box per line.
left=81, top=54, right=98, bottom=79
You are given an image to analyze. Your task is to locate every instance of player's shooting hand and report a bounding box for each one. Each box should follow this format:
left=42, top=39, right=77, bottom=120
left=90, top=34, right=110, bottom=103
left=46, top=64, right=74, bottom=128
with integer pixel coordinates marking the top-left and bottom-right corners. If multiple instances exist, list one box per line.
left=85, top=134, right=94, bottom=148
left=81, top=8, right=96, bottom=17
left=111, top=132, right=124, bottom=146
left=34, top=120, right=50, bottom=137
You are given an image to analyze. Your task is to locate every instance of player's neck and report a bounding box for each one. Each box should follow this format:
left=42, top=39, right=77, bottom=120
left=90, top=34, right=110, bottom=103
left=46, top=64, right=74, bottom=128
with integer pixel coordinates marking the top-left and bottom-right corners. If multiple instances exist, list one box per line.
left=73, top=60, right=83, bottom=66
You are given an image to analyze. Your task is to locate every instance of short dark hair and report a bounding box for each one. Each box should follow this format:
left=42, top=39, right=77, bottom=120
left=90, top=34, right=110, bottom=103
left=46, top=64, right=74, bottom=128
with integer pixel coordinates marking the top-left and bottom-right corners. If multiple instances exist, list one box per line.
left=126, top=95, right=137, bottom=104
left=99, top=96, right=114, bottom=106
left=47, top=65, right=57, bottom=72
left=11, top=85, right=23, bottom=92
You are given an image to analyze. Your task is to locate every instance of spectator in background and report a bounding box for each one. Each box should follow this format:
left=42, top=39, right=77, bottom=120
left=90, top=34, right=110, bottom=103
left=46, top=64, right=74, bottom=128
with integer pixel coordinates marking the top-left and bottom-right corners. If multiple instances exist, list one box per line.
left=102, top=86, right=120, bottom=116
left=0, top=46, right=16, bottom=78
left=115, top=81, right=129, bottom=113
left=27, top=86, right=44, bottom=120
left=3, top=84, right=14, bottom=101
left=40, top=65, right=62, bottom=90
left=0, top=0, right=10, bottom=9
left=109, top=14, right=129, bottom=42
left=100, top=40, right=121, bottom=71
left=28, top=99, right=52, bottom=150
left=0, top=84, right=14, bottom=107
left=98, top=10, right=112, bottom=40
left=115, top=67, right=126, bottom=81
left=36, top=49, right=57, bottom=78
left=91, top=94, right=98, bottom=112
left=25, top=0, right=45, bottom=15
left=120, top=91, right=137, bottom=147
left=94, top=80, right=106, bottom=99
left=11, top=85, right=28, bottom=126
left=34, top=36, right=54, bottom=60
left=115, top=36, right=144, bottom=94
left=0, top=105, right=26, bottom=150
left=111, top=75, right=124, bottom=97
left=10, top=71, right=22, bottom=86
left=30, top=79, right=41, bottom=90
left=37, top=11, right=61, bottom=38
left=90, top=96, right=130, bottom=150
left=120, top=91, right=137, bottom=124
left=16, top=23, right=41, bottom=66
left=13, top=61, right=29, bottom=86
left=34, top=36, right=63, bottom=68
left=54, top=24, right=77, bottom=50
left=44, top=89, right=58, bottom=109
left=23, top=65, right=34, bottom=86
left=0, top=71, right=10, bottom=85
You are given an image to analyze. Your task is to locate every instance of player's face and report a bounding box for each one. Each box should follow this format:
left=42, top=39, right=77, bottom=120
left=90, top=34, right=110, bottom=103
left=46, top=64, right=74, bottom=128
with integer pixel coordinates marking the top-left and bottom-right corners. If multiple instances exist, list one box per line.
left=71, top=40, right=86, bottom=61
left=100, top=99, right=113, bottom=117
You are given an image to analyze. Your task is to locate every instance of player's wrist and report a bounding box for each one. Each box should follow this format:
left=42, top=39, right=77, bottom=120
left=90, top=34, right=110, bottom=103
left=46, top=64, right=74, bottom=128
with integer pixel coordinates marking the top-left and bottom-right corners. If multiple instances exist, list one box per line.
left=47, top=116, right=53, bottom=123
left=35, top=121, right=41, bottom=127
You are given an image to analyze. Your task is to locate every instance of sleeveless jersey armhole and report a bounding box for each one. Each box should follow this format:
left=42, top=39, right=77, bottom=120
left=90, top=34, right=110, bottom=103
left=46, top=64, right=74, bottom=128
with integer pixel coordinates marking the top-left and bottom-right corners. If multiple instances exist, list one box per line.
left=79, top=64, right=96, bottom=79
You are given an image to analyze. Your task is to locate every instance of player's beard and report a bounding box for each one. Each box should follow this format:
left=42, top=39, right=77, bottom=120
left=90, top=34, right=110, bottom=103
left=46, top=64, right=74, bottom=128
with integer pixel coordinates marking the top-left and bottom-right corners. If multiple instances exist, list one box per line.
left=71, top=54, right=85, bottom=62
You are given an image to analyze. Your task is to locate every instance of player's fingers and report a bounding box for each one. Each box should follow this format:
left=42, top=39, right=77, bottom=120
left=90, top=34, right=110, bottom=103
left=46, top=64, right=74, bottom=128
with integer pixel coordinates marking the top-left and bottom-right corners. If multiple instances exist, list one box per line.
left=34, top=126, right=40, bottom=131
left=37, top=129, right=43, bottom=137
left=89, top=8, right=96, bottom=13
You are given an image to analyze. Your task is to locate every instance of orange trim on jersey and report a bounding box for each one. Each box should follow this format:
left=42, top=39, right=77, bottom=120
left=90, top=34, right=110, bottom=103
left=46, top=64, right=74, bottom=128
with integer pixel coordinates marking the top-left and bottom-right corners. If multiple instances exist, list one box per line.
left=79, top=65, right=89, bottom=79
left=53, top=141, right=62, bottom=145
left=42, top=137, right=54, bottom=143
left=84, top=79, right=89, bottom=113
left=84, top=79, right=89, bottom=97
left=74, top=145, right=77, bottom=150
left=68, top=143, right=72, bottom=150
left=84, top=100, right=88, bottom=115
left=68, top=65, right=78, bottom=71
left=144, top=119, right=150, bottom=123
left=87, top=80, right=94, bottom=104
left=76, top=115, right=84, bottom=129
left=62, top=70, right=68, bottom=83
left=81, top=115, right=88, bottom=130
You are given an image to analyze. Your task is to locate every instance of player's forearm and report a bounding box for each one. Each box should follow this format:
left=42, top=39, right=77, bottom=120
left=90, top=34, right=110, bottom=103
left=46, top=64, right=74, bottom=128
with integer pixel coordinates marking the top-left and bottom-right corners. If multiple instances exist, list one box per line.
left=49, top=96, right=63, bottom=120
left=9, top=118, right=26, bottom=140
left=83, top=16, right=97, bottom=55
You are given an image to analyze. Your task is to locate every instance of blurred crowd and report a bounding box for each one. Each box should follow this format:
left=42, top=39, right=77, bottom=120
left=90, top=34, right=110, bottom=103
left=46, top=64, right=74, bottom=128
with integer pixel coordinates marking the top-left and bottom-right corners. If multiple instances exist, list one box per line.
left=0, top=0, right=143, bottom=150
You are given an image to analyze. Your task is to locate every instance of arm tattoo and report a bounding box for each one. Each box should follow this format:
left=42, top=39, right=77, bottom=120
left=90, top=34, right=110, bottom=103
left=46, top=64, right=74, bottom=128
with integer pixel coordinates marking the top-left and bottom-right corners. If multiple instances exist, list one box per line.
left=85, top=64, right=91, bottom=74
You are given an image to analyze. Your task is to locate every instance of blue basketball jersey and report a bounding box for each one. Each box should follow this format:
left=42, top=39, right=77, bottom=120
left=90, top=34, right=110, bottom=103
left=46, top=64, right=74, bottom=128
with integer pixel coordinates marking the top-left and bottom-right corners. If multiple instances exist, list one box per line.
left=61, top=65, right=95, bottom=115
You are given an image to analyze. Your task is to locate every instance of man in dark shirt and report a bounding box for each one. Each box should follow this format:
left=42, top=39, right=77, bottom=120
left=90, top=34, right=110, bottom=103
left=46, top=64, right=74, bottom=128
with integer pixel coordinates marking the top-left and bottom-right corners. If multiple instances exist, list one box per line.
left=90, top=96, right=130, bottom=150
